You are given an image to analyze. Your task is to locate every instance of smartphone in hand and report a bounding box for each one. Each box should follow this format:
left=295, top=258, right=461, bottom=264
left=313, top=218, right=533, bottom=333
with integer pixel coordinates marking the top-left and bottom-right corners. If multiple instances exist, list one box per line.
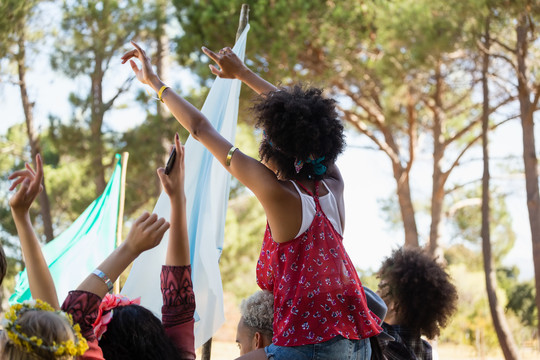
left=164, top=147, right=176, bottom=175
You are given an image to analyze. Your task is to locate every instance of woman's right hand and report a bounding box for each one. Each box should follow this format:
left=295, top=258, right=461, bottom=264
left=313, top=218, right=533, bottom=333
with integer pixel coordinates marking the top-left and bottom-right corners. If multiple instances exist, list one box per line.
left=202, top=46, right=249, bottom=79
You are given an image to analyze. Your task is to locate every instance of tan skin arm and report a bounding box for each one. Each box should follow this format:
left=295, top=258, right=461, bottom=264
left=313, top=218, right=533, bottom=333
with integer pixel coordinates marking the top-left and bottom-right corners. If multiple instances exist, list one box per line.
left=76, top=212, right=169, bottom=298
left=121, top=42, right=301, bottom=243
left=9, top=154, right=60, bottom=309
left=201, top=46, right=277, bottom=95
left=157, top=133, right=190, bottom=266
left=202, top=46, right=346, bottom=231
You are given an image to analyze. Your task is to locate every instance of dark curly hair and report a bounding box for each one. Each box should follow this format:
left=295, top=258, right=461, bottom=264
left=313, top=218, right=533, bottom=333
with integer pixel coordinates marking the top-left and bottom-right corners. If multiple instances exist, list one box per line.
left=377, top=247, right=458, bottom=339
left=252, top=85, right=345, bottom=180
left=99, top=304, right=180, bottom=360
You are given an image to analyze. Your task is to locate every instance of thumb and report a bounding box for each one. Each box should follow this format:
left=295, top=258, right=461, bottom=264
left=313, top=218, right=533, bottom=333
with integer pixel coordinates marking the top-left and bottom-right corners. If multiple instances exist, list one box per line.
left=209, top=65, right=221, bottom=77
left=129, top=59, right=140, bottom=73
left=157, top=168, right=166, bottom=182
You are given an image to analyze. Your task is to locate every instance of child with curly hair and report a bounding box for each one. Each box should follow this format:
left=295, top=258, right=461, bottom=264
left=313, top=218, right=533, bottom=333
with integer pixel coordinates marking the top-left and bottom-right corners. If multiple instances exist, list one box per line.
left=376, top=247, right=458, bottom=360
left=122, top=41, right=381, bottom=360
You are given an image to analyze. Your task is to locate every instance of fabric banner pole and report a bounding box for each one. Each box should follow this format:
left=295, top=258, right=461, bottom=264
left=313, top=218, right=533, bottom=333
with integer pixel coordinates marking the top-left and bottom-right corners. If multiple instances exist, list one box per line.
left=201, top=5, right=250, bottom=359
left=114, top=152, right=129, bottom=294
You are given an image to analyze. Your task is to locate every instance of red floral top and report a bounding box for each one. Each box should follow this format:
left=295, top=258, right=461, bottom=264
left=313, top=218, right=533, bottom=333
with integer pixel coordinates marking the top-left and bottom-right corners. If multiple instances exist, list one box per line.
left=256, top=181, right=382, bottom=346
left=62, top=265, right=196, bottom=359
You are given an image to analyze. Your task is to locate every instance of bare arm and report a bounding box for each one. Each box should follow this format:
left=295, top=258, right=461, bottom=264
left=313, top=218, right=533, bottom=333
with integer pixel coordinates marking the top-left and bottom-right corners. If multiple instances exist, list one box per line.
left=201, top=46, right=277, bottom=95
left=9, top=154, right=59, bottom=309
left=157, top=133, right=190, bottom=266
left=122, top=42, right=299, bottom=243
left=76, top=212, right=169, bottom=298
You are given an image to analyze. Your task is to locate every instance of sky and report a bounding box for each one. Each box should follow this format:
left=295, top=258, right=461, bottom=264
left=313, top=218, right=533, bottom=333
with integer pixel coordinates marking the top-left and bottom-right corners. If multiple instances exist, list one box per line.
left=0, top=7, right=536, bottom=281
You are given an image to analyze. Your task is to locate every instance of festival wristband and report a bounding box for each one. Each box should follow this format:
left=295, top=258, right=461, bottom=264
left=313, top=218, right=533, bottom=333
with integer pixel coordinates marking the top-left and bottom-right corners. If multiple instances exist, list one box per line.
left=157, top=85, right=170, bottom=103
left=92, top=269, right=114, bottom=293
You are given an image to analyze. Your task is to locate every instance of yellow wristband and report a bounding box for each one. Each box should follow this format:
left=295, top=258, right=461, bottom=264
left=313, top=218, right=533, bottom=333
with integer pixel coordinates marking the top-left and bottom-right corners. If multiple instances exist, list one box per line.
left=226, top=146, right=238, bottom=166
left=157, top=85, right=170, bottom=103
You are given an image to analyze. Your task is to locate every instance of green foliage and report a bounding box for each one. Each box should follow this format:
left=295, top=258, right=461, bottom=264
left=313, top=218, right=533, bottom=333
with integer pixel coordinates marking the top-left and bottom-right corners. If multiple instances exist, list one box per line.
left=505, top=279, right=538, bottom=329
left=220, top=194, right=266, bottom=300
left=0, top=0, right=38, bottom=54
left=448, top=186, right=515, bottom=264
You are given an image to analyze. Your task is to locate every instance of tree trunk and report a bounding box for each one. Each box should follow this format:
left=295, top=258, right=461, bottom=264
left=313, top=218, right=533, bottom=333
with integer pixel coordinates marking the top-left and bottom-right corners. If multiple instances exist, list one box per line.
left=16, top=27, right=54, bottom=242
left=482, top=18, right=521, bottom=360
left=391, top=163, right=419, bottom=248
left=429, top=63, right=446, bottom=256
left=90, top=59, right=106, bottom=195
left=516, top=13, right=540, bottom=343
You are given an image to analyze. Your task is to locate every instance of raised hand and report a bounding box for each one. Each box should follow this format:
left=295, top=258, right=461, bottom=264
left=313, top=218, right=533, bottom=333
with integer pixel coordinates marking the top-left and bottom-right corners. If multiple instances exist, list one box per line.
left=124, top=212, right=170, bottom=257
left=202, top=46, right=248, bottom=79
left=157, top=133, right=185, bottom=201
left=121, top=41, right=159, bottom=87
left=9, top=154, right=44, bottom=215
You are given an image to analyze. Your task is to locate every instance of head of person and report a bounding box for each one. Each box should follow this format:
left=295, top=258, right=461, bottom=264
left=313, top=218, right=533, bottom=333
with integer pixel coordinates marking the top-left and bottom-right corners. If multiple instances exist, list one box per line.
left=253, top=85, right=345, bottom=181
left=95, top=295, right=180, bottom=360
left=236, top=290, right=274, bottom=355
left=0, top=299, right=88, bottom=360
left=377, top=247, right=458, bottom=339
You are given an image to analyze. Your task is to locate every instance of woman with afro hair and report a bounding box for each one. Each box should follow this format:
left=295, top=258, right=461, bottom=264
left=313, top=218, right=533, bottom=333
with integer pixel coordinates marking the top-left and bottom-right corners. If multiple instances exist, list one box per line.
left=122, top=41, right=382, bottom=360
left=376, top=247, right=458, bottom=360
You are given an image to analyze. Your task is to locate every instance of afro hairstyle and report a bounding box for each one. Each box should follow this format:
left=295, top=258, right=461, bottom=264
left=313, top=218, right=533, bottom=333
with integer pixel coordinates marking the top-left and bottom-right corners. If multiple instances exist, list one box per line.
left=252, top=85, right=345, bottom=180
left=377, top=247, right=458, bottom=339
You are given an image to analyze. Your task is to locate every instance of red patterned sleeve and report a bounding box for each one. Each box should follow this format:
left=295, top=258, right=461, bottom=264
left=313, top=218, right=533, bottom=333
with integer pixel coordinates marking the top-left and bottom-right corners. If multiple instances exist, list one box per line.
left=161, top=265, right=196, bottom=360
left=61, top=290, right=104, bottom=360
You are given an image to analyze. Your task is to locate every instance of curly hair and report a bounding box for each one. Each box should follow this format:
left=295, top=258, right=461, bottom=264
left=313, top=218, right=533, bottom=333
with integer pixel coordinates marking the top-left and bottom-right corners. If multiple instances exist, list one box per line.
left=240, top=290, right=274, bottom=338
left=377, top=247, right=458, bottom=339
left=252, top=85, right=345, bottom=180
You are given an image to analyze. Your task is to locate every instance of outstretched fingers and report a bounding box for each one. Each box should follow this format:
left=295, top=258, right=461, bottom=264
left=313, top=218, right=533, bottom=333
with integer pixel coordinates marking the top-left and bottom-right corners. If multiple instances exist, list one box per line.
left=202, top=46, right=219, bottom=62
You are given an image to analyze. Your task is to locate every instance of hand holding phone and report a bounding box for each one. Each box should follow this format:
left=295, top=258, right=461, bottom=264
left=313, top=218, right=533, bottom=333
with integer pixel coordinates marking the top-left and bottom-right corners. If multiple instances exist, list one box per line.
left=164, top=147, right=176, bottom=175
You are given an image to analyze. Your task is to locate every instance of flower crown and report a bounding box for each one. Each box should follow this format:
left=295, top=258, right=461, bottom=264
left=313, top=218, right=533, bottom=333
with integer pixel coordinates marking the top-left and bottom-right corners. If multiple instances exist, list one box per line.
left=93, top=293, right=141, bottom=340
left=2, top=299, right=88, bottom=357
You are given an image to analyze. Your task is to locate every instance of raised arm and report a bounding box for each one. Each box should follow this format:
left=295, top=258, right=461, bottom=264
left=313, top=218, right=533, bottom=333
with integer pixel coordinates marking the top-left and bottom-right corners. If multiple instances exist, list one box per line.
left=121, top=42, right=287, bottom=210
left=157, top=133, right=189, bottom=266
left=76, top=212, right=169, bottom=298
left=8, top=154, right=59, bottom=309
left=201, top=46, right=277, bottom=95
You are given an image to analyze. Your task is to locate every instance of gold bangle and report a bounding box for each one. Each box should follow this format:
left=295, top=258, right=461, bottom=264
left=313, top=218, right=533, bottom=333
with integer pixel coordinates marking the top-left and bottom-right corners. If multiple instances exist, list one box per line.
left=157, top=85, right=170, bottom=103
left=226, top=146, right=238, bottom=166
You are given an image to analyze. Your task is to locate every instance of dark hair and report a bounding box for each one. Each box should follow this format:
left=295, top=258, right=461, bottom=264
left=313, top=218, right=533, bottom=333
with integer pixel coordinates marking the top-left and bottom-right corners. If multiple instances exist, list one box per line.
left=0, top=244, right=6, bottom=286
left=98, top=305, right=180, bottom=360
left=253, top=85, right=345, bottom=180
left=377, top=247, right=458, bottom=339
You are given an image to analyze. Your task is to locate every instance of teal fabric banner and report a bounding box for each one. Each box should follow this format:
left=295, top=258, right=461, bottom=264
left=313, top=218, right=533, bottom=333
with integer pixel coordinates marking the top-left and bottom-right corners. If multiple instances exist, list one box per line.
left=10, top=154, right=122, bottom=305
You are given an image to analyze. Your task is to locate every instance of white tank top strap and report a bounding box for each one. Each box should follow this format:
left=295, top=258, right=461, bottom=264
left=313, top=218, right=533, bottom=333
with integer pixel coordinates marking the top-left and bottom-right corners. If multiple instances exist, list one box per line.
left=290, top=180, right=343, bottom=238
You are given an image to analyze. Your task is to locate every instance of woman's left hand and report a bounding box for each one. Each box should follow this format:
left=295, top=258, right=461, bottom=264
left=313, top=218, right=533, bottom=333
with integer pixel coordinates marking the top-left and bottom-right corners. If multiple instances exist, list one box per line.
left=8, top=154, right=44, bottom=216
left=157, top=133, right=186, bottom=201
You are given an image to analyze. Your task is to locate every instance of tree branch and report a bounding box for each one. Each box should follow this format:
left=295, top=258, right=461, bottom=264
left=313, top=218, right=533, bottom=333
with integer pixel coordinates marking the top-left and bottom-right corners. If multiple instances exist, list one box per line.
left=103, top=76, right=134, bottom=111
left=490, top=37, right=517, bottom=54
left=444, top=95, right=515, bottom=146
left=341, top=108, right=400, bottom=165
left=477, top=39, right=517, bottom=70
left=444, top=115, right=519, bottom=177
